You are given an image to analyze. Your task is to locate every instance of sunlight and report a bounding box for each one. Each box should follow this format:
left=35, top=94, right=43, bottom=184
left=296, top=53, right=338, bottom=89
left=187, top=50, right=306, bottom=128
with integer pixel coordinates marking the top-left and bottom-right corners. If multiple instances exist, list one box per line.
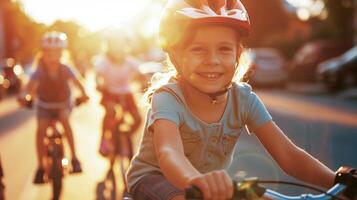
left=286, top=0, right=325, bottom=20
left=20, top=0, right=155, bottom=31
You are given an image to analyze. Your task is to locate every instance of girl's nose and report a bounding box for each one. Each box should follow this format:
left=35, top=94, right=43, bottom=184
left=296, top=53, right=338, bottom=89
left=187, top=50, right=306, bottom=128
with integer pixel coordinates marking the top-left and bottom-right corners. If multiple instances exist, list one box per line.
left=205, top=50, right=220, bottom=66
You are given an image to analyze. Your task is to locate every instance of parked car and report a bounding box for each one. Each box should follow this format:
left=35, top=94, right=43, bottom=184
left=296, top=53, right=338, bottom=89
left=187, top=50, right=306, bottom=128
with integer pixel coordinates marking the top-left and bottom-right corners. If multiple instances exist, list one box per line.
left=317, top=46, right=357, bottom=91
left=289, top=40, right=353, bottom=82
left=0, top=58, right=24, bottom=94
left=246, top=48, right=288, bottom=87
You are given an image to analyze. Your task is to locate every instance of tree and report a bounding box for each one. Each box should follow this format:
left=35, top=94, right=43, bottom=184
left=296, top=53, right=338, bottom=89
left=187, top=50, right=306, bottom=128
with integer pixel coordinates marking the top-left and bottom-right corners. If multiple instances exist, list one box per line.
left=241, top=0, right=291, bottom=46
left=1, top=0, right=45, bottom=63
left=320, top=0, right=354, bottom=38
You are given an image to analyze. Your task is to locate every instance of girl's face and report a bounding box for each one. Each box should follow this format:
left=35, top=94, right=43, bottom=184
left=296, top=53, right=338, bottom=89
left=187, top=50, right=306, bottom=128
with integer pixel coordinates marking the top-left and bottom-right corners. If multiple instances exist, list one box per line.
left=42, top=48, right=62, bottom=68
left=172, top=25, right=239, bottom=94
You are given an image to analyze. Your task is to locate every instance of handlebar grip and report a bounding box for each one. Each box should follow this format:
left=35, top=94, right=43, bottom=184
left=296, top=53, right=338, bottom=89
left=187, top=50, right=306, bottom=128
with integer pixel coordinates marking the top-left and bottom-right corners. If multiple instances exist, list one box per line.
left=185, top=185, right=204, bottom=200
left=74, top=97, right=88, bottom=106
left=334, top=166, right=357, bottom=199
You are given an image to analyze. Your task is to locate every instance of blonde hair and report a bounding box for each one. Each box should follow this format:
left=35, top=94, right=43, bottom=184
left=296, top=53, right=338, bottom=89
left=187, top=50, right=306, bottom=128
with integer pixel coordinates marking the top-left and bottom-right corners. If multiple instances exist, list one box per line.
left=31, top=49, right=75, bottom=70
left=141, top=45, right=251, bottom=106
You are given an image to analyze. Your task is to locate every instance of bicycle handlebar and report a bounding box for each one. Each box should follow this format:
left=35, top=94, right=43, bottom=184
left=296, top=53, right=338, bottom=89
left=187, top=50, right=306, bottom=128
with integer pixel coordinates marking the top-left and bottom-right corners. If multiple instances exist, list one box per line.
left=18, top=95, right=88, bottom=109
left=185, top=166, right=357, bottom=200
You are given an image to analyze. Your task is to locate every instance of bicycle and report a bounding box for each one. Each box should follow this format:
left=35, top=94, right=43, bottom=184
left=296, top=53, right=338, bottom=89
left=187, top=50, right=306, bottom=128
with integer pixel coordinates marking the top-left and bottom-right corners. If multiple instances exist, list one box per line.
left=185, top=166, right=357, bottom=200
left=0, top=157, right=4, bottom=200
left=19, top=95, right=87, bottom=200
left=98, top=105, right=135, bottom=200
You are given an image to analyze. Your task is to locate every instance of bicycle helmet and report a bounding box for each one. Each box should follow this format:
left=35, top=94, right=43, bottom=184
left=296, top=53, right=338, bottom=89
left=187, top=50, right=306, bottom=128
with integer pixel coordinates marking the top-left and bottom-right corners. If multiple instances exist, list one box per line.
left=159, top=0, right=250, bottom=51
left=41, top=31, right=68, bottom=49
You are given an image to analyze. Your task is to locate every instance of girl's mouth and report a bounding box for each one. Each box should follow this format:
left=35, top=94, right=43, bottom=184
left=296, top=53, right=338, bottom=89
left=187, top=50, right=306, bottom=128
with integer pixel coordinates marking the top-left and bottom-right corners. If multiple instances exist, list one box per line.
left=197, top=72, right=223, bottom=79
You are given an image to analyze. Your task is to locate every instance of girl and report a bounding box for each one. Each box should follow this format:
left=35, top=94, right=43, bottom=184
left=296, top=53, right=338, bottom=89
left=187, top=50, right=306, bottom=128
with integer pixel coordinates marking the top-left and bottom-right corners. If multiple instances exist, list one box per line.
left=20, top=31, right=89, bottom=184
left=126, top=0, right=335, bottom=199
left=94, top=35, right=142, bottom=161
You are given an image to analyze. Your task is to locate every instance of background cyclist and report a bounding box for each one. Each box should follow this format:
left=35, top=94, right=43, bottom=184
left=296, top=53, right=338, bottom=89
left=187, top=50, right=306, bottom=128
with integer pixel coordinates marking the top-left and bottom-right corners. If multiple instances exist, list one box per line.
left=19, top=31, right=89, bottom=184
left=93, top=33, right=142, bottom=162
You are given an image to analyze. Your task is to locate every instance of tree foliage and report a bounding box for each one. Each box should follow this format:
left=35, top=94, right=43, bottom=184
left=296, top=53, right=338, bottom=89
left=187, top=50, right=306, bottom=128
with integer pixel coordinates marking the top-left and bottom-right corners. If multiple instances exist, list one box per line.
left=319, top=0, right=354, bottom=38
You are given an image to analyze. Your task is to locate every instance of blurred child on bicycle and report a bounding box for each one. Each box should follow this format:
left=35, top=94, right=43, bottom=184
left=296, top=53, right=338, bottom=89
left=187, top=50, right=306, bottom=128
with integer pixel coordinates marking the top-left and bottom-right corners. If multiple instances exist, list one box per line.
left=93, top=33, right=142, bottom=161
left=126, top=0, right=335, bottom=199
left=20, top=31, right=89, bottom=184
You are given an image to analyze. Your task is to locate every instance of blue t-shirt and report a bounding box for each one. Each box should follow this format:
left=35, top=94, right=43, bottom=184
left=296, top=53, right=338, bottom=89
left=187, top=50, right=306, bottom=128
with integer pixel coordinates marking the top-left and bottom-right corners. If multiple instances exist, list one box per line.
left=31, top=64, right=76, bottom=103
left=126, top=82, right=272, bottom=192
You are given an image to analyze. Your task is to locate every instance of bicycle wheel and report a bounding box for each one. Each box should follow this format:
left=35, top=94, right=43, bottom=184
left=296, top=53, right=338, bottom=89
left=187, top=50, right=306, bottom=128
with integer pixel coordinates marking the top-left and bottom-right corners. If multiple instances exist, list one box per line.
left=0, top=181, right=4, bottom=200
left=51, top=145, right=63, bottom=200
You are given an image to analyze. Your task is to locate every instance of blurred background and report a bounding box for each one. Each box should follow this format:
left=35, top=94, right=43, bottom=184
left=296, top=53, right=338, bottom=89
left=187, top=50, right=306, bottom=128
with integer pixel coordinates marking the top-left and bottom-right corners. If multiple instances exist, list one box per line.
left=0, top=0, right=356, bottom=199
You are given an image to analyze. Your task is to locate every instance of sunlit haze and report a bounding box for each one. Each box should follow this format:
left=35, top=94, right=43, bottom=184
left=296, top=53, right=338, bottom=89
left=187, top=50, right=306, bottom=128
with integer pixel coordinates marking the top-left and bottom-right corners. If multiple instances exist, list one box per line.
left=20, top=0, right=162, bottom=32
left=286, top=0, right=324, bottom=20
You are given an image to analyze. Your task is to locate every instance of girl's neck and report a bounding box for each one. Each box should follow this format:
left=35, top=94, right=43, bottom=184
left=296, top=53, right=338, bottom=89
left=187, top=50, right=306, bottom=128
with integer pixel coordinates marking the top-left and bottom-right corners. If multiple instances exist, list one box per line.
left=179, top=81, right=227, bottom=106
left=179, top=80, right=228, bottom=123
left=42, top=62, right=61, bottom=77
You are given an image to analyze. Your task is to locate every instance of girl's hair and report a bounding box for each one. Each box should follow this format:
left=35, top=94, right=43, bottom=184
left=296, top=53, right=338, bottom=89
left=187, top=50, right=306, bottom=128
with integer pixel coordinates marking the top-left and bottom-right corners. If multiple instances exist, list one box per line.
left=141, top=43, right=251, bottom=106
left=31, top=49, right=75, bottom=70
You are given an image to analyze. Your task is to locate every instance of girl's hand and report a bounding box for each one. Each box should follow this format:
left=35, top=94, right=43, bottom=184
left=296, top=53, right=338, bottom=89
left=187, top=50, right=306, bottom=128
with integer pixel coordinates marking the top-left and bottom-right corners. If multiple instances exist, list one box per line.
left=188, top=170, right=233, bottom=200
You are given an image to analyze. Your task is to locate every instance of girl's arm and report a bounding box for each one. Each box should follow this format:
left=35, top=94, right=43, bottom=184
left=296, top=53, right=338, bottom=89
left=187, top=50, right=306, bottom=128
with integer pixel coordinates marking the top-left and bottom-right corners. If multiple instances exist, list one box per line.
left=72, top=77, right=88, bottom=98
left=153, top=119, right=200, bottom=188
left=21, top=79, right=38, bottom=97
left=254, top=121, right=335, bottom=188
left=153, top=119, right=233, bottom=199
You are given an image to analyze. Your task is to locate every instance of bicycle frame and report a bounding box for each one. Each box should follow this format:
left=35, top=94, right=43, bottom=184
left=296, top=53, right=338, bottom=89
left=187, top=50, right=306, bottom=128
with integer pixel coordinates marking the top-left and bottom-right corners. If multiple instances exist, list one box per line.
left=99, top=111, right=134, bottom=199
left=44, top=116, right=66, bottom=200
left=185, top=168, right=357, bottom=200
left=263, top=184, right=346, bottom=200
left=111, top=116, right=134, bottom=189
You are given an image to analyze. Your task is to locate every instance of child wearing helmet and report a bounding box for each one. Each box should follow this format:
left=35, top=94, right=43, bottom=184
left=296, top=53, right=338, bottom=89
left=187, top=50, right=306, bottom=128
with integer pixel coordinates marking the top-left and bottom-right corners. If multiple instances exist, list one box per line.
left=20, top=31, right=89, bottom=184
left=93, top=34, right=142, bottom=160
left=126, top=0, right=335, bottom=199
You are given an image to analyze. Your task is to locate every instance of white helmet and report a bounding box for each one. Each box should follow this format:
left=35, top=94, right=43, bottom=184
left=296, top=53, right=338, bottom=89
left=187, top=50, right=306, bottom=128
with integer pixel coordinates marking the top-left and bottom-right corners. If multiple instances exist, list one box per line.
left=159, top=0, right=251, bottom=50
left=41, top=31, right=68, bottom=49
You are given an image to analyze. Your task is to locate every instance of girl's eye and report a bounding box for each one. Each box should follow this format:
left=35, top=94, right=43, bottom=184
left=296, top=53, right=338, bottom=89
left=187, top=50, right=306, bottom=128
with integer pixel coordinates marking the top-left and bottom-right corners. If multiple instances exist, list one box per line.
left=189, top=46, right=204, bottom=53
left=220, top=46, right=234, bottom=53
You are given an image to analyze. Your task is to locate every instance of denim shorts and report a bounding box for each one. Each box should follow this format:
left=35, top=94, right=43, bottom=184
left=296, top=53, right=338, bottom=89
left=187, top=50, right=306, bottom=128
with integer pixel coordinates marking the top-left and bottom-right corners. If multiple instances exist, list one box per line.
left=130, top=174, right=184, bottom=200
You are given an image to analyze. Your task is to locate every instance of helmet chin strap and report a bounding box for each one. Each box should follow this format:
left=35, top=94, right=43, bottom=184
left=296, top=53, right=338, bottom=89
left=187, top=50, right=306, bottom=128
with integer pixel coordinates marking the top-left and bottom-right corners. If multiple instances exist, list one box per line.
left=207, top=84, right=232, bottom=103
left=182, top=79, right=232, bottom=104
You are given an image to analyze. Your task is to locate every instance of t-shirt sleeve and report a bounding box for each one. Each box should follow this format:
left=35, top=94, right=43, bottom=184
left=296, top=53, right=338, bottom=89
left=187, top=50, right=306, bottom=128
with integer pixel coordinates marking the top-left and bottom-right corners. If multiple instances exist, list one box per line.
left=147, top=91, right=182, bottom=131
left=30, top=68, right=41, bottom=81
left=243, top=85, right=272, bottom=132
left=64, top=65, right=77, bottom=80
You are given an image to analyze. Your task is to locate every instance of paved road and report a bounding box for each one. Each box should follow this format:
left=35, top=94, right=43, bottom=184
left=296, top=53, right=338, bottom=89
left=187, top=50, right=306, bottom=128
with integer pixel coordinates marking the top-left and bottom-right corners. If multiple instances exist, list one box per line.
left=229, top=87, right=357, bottom=195
left=0, top=73, right=143, bottom=200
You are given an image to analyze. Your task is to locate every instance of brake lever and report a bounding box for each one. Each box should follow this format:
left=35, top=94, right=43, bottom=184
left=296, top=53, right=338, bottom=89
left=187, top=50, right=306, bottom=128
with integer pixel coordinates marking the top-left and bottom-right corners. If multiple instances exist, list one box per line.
left=236, top=178, right=266, bottom=200
left=334, top=166, right=357, bottom=199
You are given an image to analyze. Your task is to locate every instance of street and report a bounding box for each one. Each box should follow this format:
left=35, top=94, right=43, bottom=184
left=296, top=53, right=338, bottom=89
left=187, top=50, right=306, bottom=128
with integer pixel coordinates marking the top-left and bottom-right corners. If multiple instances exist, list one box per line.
left=1, top=75, right=357, bottom=199
left=230, top=86, right=357, bottom=195
left=0, top=73, right=144, bottom=200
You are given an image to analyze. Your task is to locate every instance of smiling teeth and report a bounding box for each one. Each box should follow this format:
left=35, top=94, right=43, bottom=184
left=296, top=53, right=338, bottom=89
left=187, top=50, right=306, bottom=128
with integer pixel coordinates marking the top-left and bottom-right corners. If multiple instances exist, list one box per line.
left=201, top=73, right=219, bottom=78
